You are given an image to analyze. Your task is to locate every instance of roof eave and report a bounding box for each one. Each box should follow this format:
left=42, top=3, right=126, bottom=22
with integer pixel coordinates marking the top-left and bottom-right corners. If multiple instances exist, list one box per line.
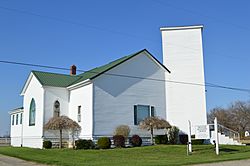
left=88, top=49, right=171, bottom=81
left=8, top=107, right=24, bottom=114
left=67, top=79, right=91, bottom=90
left=143, top=50, right=171, bottom=73
left=89, top=49, right=148, bottom=80
left=20, top=73, right=34, bottom=96
left=20, top=72, right=44, bottom=96
left=160, top=25, right=203, bottom=31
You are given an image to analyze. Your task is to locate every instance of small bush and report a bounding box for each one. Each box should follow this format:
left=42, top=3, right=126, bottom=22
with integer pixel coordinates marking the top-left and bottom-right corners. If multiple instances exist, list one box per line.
left=113, top=135, right=125, bottom=148
left=97, top=137, right=111, bottom=149
left=155, top=135, right=168, bottom=144
left=168, top=126, right=179, bottom=144
left=114, top=125, right=130, bottom=139
left=43, top=140, right=52, bottom=149
left=75, top=139, right=95, bottom=150
left=192, top=139, right=205, bottom=145
left=179, top=135, right=188, bottom=144
left=129, top=135, right=142, bottom=147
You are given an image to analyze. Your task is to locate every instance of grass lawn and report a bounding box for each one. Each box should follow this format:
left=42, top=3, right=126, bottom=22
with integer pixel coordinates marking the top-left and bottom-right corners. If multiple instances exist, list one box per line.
left=1, top=145, right=250, bottom=166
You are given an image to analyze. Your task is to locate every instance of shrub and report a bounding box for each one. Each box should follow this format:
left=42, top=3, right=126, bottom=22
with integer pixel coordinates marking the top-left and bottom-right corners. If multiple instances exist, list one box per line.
left=114, top=125, right=130, bottom=139
left=75, top=139, right=95, bottom=149
left=155, top=135, right=168, bottom=144
left=97, top=137, right=111, bottom=149
left=129, top=135, right=142, bottom=147
left=179, top=135, right=188, bottom=144
left=113, top=135, right=125, bottom=148
left=192, top=139, right=205, bottom=145
left=168, top=126, right=179, bottom=144
left=43, top=140, right=52, bottom=149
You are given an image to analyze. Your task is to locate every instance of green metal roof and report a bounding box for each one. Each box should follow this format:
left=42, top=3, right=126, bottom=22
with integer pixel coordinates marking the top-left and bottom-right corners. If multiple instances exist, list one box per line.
left=32, top=71, right=80, bottom=87
left=31, top=49, right=170, bottom=88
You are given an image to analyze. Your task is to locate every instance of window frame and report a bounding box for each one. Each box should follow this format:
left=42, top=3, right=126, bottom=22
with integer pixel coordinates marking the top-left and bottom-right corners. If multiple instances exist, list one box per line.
left=134, top=105, right=155, bottom=125
left=29, top=98, right=36, bottom=126
left=77, top=106, right=81, bottom=122
left=53, top=100, right=60, bottom=117
left=20, top=113, right=23, bottom=125
left=12, top=115, right=15, bottom=126
left=16, top=114, right=19, bottom=125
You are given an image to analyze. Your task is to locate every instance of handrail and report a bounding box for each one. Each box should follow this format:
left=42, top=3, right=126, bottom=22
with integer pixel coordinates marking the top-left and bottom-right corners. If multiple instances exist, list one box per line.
left=207, top=123, right=240, bottom=142
left=217, top=124, right=240, bottom=135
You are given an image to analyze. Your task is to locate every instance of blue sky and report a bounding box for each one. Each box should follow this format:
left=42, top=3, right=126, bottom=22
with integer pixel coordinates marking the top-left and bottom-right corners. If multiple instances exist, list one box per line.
left=0, top=0, right=250, bottom=136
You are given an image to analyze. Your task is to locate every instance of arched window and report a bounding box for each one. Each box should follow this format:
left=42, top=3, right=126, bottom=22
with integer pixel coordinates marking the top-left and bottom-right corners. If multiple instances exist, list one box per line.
left=54, top=100, right=60, bottom=117
left=29, top=98, right=36, bottom=126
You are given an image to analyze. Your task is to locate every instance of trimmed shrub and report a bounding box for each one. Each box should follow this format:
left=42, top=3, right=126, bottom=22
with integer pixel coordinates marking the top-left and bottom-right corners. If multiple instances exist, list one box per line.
left=97, top=137, right=111, bottom=149
left=129, top=135, right=142, bottom=147
left=168, top=126, right=179, bottom=144
left=43, top=140, right=52, bottom=149
left=179, top=135, right=188, bottom=145
left=75, top=139, right=95, bottom=149
left=113, top=135, right=125, bottom=148
left=192, top=139, right=205, bottom=145
left=114, top=125, right=130, bottom=139
left=155, top=135, right=168, bottom=144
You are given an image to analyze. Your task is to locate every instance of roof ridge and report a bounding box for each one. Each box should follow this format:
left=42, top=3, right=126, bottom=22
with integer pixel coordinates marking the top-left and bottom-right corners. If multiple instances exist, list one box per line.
left=76, top=51, right=138, bottom=76
left=28, top=49, right=154, bottom=88
left=69, top=49, right=147, bottom=86
left=32, top=70, right=78, bottom=77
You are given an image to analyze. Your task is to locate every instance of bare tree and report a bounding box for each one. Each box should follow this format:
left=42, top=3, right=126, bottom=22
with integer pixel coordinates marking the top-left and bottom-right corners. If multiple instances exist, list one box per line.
left=139, top=117, right=171, bottom=145
left=208, top=100, right=250, bottom=138
left=44, top=116, right=81, bottom=148
left=207, top=107, right=233, bottom=128
left=230, top=101, right=250, bottom=137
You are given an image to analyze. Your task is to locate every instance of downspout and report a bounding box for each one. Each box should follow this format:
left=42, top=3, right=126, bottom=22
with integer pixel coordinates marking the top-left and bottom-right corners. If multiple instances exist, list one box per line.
left=42, top=88, right=45, bottom=141
left=21, top=113, right=23, bottom=147
left=92, top=82, right=94, bottom=140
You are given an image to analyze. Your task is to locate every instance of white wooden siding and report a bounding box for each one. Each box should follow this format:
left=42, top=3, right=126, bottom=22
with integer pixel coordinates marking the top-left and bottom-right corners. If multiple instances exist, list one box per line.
left=93, top=52, right=166, bottom=136
left=161, top=26, right=207, bottom=134
left=69, top=83, right=93, bottom=138
left=22, top=75, right=44, bottom=148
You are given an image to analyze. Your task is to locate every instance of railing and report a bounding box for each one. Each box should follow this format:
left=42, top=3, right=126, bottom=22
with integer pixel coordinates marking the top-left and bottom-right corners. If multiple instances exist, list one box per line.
left=217, top=124, right=240, bottom=142
left=208, top=123, right=240, bottom=142
left=0, top=138, right=10, bottom=146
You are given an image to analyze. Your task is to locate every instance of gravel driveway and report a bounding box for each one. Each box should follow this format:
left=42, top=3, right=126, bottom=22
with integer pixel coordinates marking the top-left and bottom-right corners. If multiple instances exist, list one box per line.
left=0, top=154, right=48, bottom=166
left=192, top=159, right=250, bottom=166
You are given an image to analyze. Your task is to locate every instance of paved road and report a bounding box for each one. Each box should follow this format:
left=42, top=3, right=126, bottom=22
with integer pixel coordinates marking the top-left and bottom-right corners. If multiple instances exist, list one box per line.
left=0, top=154, right=48, bottom=166
left=192, top=159, right=250, bottom=166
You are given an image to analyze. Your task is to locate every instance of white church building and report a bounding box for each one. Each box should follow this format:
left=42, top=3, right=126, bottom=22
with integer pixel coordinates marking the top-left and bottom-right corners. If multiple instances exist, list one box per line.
left=9, top=25, right=207, bottom=148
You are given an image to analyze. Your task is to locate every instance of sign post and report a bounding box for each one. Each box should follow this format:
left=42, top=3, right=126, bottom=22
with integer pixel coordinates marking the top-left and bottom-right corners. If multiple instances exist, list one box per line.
left=188, top=120, right=192, bottom=154
left=214, top=117, right=219, bottom=155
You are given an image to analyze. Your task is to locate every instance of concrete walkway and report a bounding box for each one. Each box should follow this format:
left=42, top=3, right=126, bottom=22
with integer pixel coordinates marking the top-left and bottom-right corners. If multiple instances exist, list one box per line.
left=0, top=154, right=48, bottom=166
left=192, top=159, right=250, bottom=166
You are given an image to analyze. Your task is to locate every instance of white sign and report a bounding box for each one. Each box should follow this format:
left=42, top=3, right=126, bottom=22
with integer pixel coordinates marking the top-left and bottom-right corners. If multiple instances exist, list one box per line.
left=195, top=125, right=210, bottom=139
left=245, top=131, right=249, bottom=137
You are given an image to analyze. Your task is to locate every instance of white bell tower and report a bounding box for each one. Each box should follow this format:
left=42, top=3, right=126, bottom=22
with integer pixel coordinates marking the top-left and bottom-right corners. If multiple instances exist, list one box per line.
left=161, top=25, right=207, bottom=134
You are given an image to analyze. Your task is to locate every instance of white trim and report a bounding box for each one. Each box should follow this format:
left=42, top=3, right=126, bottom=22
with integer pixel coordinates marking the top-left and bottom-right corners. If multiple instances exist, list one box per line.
left=8, top=108, right=24, bottom=115
left=160, top=25, right=203, bottom=31
left=43, top=86, right=67, bottom=90
left=143, top=52, right=170, bottom=73
left=20, top=73, right=34, bottom=96
left=67, top=79, right=91, bottom=90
